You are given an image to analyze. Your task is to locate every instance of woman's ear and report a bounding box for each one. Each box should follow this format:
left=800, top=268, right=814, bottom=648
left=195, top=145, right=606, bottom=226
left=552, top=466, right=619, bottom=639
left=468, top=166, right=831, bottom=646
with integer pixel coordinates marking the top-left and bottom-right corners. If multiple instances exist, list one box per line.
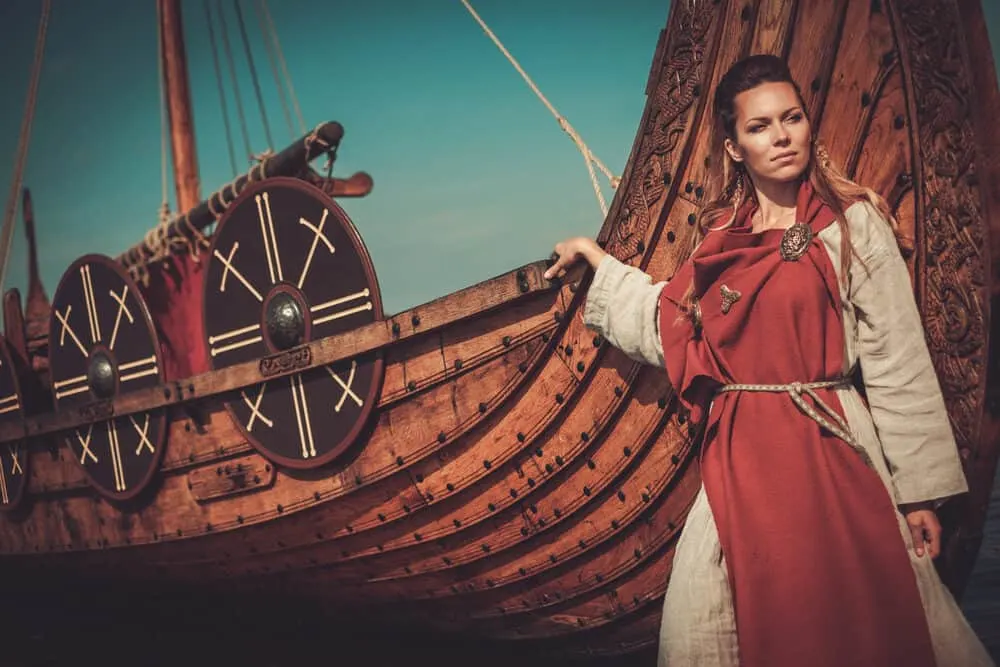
left=724, top=137, right=743, bottom=164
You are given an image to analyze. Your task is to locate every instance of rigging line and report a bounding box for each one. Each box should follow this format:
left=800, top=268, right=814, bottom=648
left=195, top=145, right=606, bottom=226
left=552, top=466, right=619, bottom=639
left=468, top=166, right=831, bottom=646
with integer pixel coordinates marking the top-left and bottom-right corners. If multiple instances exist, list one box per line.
left=216, top=0, right=254, bottom=162
left=458, top=0, right=619, bottom=217
left=204, top=0, right=239, bottom=177
left=0, top=0, right=51, bottom=298
left=259, top=0, right=306, bottom=135
left=253, top=0, right=294, bottom=141
left=232, top=0, right=274, bottom=149
left=156, top=0, right=170, bottom=214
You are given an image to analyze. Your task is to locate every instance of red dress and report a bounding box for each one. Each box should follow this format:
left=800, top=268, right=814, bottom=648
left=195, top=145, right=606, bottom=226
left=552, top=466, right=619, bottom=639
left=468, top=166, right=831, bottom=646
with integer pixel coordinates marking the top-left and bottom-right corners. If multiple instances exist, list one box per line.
left=657, top=183, right=936, bottom=666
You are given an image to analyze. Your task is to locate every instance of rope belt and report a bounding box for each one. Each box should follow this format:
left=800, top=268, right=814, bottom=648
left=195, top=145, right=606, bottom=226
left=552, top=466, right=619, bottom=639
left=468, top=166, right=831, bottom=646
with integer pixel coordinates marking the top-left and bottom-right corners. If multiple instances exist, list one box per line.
left=716, top=378, right=874, bottom=468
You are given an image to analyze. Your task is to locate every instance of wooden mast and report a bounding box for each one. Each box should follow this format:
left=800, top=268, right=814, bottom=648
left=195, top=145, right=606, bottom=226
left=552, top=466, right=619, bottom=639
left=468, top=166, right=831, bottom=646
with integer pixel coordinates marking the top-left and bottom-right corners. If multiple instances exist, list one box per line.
left=159, top=0, right=201, bottom=212
left=149, top=0, right=208, bottom=381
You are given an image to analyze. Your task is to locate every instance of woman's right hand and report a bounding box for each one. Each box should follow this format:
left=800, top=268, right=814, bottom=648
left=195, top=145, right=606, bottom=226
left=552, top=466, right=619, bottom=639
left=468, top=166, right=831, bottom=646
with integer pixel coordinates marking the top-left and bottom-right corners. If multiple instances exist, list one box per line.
left=543, top=237, right=607, bottom=280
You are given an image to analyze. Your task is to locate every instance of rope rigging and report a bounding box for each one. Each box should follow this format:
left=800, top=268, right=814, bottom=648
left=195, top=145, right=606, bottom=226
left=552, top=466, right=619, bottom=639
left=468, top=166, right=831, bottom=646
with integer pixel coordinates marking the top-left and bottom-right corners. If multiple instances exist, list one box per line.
left=232, top=0, right=274, bottom=151
left=203, top=0, right=239, bottom=177
left=458, top=0, right=621, bottom=218
left=0, top=0, right=51, bottom=298
left=215, top=0, right=254, bottom=163
left=254, top=0, right=295, bottom=141
left=258, top=0, right=307, bottom=136
left=145, top=0, right=310, bottom=274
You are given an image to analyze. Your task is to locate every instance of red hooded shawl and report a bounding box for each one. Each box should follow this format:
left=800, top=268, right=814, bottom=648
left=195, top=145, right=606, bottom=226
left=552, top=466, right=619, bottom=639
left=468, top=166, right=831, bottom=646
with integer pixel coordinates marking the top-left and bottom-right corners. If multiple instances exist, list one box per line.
left=657, top=182, right=935, bottom=666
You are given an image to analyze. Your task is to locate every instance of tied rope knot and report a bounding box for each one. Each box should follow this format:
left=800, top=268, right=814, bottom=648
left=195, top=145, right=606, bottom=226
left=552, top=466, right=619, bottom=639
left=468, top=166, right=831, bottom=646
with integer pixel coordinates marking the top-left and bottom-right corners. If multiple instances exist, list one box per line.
left=716, top=377, right=874, bottom=468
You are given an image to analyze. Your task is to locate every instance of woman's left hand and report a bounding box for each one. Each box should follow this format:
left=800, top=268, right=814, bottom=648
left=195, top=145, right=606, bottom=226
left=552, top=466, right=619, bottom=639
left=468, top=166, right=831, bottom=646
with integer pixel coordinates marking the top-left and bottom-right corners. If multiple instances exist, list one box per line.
left=901, top=503, right=942, bottom=559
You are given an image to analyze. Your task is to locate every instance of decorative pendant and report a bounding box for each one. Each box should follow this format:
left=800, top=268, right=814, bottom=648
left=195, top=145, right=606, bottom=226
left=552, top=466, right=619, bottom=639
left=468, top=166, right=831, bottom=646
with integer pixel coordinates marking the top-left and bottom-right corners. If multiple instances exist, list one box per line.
left=720, top=285, right=741, bottom=314
left=780, top=222, right=814, bottom=261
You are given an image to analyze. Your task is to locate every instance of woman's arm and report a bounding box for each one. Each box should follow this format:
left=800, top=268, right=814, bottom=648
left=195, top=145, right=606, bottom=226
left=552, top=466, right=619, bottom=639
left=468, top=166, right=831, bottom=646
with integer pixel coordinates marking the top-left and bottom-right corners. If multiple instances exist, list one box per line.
left=545, top=237, right=666, bottom=367
left=847, top=202, right=968, bottom=507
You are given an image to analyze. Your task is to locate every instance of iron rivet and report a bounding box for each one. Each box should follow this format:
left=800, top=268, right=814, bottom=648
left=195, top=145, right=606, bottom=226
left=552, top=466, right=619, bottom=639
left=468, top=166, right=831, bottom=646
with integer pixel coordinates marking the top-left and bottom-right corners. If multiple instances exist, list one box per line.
left=517, top=432, right=526, bottom=442
left=391, top=322, right=401, bottom=336
left=624, top=447, right=632, bottom=457
left=454, top=359, right=463, bottom=370
left=438, top=432, right=447, bottom=443
left=584, top=486, right=591, bottom=496
left=483, top=460, right=492, bottom=470
left=636, top=240, right=646, bottom=253
left=479, top=402, right=488, bottom=414
left=667, top=231, right=676, bottom=243
left=396, top=456, right=404, bottom=466
left=411, top=315, right=421, bottom=326
left=861, top=91, right=872, bottom=107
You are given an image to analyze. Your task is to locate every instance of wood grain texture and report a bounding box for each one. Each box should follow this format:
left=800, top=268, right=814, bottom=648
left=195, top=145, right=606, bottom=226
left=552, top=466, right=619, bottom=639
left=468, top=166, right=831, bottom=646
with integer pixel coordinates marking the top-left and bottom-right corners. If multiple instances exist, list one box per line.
left=1, top=0, right=998, bottom=659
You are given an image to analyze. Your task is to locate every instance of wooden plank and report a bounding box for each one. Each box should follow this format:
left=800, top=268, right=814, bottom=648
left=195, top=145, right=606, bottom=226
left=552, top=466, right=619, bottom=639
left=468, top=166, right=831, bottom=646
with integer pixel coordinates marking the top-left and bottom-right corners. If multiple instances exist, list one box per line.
left=0, top=259, right=571, bottom=444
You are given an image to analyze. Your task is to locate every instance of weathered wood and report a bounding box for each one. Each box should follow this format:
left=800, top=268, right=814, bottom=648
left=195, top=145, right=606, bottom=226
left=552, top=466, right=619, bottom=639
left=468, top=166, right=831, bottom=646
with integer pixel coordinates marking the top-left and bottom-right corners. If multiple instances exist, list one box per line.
left=3, top=0, right=999, bottom=659
left=159, top=0, right=200, bottom=212
left=0, top=259, right=566, bottom=444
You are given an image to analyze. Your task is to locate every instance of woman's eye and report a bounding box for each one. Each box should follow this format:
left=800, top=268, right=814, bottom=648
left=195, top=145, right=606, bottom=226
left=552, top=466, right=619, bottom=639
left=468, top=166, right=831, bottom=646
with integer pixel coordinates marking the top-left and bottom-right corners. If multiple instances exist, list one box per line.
left=787, top=113, right=803, bottom=123
left=748, top=125, right=763, bottom=133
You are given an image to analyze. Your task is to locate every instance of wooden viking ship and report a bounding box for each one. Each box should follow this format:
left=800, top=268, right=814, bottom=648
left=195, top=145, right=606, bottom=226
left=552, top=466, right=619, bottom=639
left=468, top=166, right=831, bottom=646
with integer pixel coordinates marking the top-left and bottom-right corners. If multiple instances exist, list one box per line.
left=1, top=0, right=998, bottom=661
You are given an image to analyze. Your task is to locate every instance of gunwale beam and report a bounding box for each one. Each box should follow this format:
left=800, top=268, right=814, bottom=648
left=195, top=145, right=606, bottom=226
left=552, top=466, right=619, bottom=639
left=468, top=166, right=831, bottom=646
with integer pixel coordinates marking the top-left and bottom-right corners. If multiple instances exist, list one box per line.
left=0, top=261, right=579, bottom=445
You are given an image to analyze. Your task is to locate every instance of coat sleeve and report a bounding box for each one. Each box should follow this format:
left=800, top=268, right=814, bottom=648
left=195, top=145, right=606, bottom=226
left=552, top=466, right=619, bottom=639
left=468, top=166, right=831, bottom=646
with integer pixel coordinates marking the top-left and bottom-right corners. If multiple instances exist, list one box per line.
left=582, top=254, right=667, bottom=368
left=847, top=202, right=968, bottom=505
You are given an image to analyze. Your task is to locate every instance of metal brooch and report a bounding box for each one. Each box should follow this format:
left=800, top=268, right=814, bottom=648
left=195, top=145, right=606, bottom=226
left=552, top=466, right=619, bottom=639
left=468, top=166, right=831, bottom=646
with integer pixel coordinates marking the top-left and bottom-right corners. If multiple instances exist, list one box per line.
left=779, top=222, right=814, bottom=261
left=720, top=285, right=741, bottom=314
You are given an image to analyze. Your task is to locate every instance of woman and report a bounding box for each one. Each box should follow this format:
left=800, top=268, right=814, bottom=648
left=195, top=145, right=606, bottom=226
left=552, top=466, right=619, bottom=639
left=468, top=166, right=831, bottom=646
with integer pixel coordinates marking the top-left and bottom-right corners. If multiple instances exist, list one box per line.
left=544, top=55, right=994, bottom=667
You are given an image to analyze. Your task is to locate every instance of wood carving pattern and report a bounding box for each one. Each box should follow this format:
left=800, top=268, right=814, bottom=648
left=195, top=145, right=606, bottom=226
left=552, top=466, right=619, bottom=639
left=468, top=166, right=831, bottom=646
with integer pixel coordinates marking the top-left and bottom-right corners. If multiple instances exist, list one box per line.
left=604, top=0, right=718, bottom=260
left=895, top=0, right=987, bottom=454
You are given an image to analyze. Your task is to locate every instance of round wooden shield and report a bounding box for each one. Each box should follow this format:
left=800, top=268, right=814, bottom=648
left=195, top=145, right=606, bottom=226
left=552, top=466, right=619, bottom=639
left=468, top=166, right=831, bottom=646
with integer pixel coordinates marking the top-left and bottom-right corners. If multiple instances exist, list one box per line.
left=202, top=177, right=385, bottom=469
left=48, top=254, right=167, bottom=501
left=0, top=337, right=28, bottom=512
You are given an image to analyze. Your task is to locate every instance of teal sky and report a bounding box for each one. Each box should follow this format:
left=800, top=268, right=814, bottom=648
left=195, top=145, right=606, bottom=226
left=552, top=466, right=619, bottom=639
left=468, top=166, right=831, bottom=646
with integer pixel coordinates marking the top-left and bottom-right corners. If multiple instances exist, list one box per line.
left=0, top=1, right=999, bottom=316
left=0, top=0, right=666, bottom=316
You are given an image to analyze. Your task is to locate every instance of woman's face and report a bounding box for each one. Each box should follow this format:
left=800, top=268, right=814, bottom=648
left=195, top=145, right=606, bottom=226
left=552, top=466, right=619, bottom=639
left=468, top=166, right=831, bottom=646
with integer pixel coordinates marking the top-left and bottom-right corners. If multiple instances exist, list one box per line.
left=724, top=81, right=811, bottom=184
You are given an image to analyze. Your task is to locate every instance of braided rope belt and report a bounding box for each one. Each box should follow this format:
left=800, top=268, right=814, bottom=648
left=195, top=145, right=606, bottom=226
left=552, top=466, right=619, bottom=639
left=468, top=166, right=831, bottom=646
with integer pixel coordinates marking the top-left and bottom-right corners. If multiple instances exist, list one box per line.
left=716, top=378, right=874, bottom=468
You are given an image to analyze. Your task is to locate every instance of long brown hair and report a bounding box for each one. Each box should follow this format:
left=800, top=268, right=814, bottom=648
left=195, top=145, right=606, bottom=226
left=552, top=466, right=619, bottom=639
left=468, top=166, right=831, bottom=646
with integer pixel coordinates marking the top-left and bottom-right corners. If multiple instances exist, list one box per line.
left=676, top=55, right=896, bottom=321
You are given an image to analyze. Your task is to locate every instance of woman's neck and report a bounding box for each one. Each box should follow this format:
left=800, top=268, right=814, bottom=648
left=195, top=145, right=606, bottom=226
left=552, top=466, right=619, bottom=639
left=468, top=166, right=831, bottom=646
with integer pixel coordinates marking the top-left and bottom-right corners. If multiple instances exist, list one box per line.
left=751, top=177, right=800, bottom=231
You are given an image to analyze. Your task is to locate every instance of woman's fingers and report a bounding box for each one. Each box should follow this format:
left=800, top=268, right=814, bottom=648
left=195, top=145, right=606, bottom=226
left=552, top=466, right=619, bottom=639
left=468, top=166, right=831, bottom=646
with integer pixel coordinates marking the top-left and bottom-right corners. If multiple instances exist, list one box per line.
left=543, top=243, right=574, bottom=279
left=909, top=520, right=926, bottom=558
left=905, top=510, right=942, bottom=559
